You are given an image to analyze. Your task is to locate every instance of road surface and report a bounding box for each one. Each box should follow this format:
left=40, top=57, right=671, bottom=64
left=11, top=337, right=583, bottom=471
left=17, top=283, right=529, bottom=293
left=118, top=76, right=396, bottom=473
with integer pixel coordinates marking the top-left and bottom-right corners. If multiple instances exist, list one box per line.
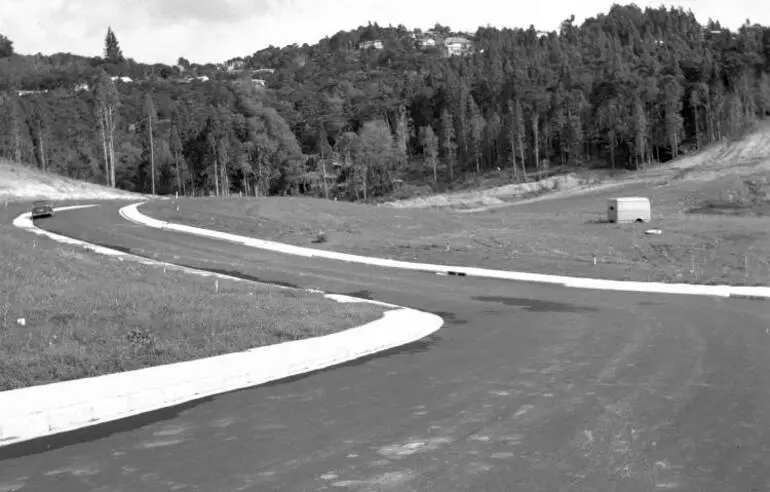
left=2, top=202, right=770, bottom=492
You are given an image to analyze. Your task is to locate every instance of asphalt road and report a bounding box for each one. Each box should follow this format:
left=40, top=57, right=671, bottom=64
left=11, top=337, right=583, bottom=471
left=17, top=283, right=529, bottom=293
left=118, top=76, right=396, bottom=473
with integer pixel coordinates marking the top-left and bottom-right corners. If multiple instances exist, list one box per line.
left=3, top=202, right=770, bottom=492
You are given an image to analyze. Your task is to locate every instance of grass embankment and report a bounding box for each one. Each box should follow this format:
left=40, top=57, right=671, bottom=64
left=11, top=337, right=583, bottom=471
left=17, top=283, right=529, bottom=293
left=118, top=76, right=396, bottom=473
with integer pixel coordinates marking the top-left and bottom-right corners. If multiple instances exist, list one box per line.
left=0, top=203, right=386, bottom=391
left=141, top=128, right=770, bottom=286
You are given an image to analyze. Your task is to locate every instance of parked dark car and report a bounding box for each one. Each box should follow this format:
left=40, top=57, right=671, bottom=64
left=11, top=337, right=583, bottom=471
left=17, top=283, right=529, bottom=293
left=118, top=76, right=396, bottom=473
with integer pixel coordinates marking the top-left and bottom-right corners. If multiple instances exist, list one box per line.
left=31, top=200, right=54, bottom=219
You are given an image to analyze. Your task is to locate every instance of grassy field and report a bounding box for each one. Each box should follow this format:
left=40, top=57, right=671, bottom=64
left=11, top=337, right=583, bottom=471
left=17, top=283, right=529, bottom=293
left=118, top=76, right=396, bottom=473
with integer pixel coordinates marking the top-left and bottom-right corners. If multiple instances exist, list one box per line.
left=0, top=203, right=385, bottom=391
left=141, top=126, right=770, bottom=287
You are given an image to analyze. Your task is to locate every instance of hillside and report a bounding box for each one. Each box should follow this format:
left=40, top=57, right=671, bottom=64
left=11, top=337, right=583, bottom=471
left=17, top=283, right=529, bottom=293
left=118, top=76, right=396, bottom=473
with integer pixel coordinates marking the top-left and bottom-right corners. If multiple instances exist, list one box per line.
left=383, top=120, right=770, bottom=210
left=0, top=159, right=143, bottom=200
left=1, top=5, right=770, bottom=203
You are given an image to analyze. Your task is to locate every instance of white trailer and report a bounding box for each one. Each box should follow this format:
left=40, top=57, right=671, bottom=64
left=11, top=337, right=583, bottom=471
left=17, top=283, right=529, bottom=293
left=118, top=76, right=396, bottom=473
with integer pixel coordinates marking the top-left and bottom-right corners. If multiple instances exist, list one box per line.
left=607, top=197, right=651, bottom=223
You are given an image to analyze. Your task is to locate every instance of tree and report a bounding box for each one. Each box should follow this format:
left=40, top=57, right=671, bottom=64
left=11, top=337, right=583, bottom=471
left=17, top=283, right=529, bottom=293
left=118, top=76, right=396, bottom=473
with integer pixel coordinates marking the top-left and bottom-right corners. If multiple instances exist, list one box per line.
left=169, top=121, right=184, bottom=194
left=28, top=106, right=49, bottom=171
left=144, top=93, right=157, bottom=194
left=419, top=125, right=439, bottom=185
left=316, top=124, right=332, bottom=199
left=177, top=57, right=191, bottom=72
left=104, top=27, right=125, bottom=64
left=632, top=93, right=648, bottom=169
left=467, top=96, right=485, bottom=174
left=357, top=120, right=397, bottom=200
left=439, top=109, right=457, bottom=181
left=0, top=93, right=25, bottom=163
left=0, top=34, right=13, bottom=58
left=660, top=75, right=684, bottom=157
left=93, top=70, right=120, bottom=186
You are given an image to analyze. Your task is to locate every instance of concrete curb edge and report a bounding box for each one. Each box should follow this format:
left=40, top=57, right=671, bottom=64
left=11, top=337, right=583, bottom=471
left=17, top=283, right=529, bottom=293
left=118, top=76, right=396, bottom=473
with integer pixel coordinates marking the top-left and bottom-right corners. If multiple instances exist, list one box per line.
left=1, top=206, right=443, bottom=448
left=125, top=202, right=770, bottom=301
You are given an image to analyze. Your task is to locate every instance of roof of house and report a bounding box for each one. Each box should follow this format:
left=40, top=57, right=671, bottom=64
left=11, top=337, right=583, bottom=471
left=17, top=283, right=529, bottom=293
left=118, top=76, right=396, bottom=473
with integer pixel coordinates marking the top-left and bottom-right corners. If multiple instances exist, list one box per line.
left=444, top=37, right=472, bottom=45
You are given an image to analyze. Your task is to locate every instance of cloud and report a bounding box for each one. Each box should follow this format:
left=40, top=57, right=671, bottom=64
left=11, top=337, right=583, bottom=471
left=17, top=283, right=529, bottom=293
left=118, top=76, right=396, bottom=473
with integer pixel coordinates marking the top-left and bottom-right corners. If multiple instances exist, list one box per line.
left=139, top=0, right=275, bottom=26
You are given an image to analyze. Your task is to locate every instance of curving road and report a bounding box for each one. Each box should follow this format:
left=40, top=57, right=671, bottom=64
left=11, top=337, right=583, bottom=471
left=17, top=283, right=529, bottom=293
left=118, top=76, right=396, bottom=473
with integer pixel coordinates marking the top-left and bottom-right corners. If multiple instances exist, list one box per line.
left=3, top=202, right=770, bottom=492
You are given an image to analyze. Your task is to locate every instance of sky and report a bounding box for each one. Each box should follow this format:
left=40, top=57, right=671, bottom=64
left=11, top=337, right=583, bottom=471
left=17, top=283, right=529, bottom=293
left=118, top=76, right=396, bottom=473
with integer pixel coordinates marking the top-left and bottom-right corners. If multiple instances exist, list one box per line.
left=1, top=0, right=769, bottom=65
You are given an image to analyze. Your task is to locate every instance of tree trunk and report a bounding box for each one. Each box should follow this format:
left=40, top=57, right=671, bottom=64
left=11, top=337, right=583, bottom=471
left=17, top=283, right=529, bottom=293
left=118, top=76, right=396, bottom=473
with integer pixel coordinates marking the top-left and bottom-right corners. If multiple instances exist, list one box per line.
left=609, top=130, right=616, bottom=169
left=517, top=130, right=526, bottom=179
left=213, top=153, right=220, bottom=196
left=175, top=151, right=181, bottom=194
left=149, top=116, right=156, bottom=195
left=432, top=156, right=438, bottom=185
left=362, top=167, right=368, bottom=202
left=100, top=122, right=109, bottom=185
left=532, top=113, right=540, bottom=178
left=322, top=159, right=329, bottom=199
left=510, top=128, right=517, bottom=177
left=11, top=109, right=22, bottom=164
left=39, top=134, right=46, bottom=172
left=107, top=107, right=116, bottom=188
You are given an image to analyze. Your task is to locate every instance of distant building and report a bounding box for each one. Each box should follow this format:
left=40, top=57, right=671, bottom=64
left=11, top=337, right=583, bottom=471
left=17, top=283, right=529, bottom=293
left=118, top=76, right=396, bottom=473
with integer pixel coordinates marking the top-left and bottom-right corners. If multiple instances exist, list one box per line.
left=417, top=37, right=436, bottom=48
left=357, top=40, right=384, bottom=50
left=251, top=78, right=266, bottom=87
left=17, top=90, right=48, bottom=97
left=252, top=68, right=275, bottom=77
left=443, top=37, right=473, bottom=56
left=110, top=76, right=133, bottom=83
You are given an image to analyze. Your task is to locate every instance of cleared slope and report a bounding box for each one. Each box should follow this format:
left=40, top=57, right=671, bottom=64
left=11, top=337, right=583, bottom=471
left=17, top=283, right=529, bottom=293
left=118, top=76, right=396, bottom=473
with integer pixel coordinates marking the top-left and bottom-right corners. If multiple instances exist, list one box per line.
left=385, top=121, right=770, bottom=212
left=0, top=159, right=144, bottom=201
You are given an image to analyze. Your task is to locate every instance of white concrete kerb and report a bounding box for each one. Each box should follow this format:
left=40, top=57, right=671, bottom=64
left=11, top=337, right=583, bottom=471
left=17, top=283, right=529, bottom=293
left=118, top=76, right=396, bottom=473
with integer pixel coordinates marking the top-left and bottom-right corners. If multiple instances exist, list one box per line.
left=122, top=202, right=770, bottom=301
left=2, top=206, right=443, bottom=448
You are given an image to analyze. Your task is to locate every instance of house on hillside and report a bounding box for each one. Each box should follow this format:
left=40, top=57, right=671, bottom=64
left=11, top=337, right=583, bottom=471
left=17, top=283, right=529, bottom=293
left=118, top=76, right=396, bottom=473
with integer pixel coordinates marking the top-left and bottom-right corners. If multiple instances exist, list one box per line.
left=251, top=78, right=266, bottom=87
left=74, top=83, right=90, bottom=92
left=357, top=39, right=384, bottom=50
left=110, top=76, right=134, bottom=83
left=417, top=37, right=436, bottom=48
left=443, top=36, right=474, bottom=56
left=17, top=90, right=48, bottom=97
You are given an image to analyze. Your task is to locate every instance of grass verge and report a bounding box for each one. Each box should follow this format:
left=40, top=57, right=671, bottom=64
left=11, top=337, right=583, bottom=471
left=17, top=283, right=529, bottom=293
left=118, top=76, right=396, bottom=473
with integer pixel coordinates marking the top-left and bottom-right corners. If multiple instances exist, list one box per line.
left=140, top=162, right=770, bottom=287
left=0, top=203, right=386, bottom=391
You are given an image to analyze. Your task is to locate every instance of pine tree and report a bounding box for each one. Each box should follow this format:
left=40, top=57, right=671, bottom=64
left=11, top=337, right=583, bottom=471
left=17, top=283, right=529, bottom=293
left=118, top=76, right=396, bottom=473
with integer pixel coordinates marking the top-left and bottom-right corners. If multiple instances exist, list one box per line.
left=467, top=96, right=485, bottom=174
left=0, top=33, right=13, bottom=58
left=104, top=27, right=125, bottom=64
left=660, top=75, right=684, bottom=157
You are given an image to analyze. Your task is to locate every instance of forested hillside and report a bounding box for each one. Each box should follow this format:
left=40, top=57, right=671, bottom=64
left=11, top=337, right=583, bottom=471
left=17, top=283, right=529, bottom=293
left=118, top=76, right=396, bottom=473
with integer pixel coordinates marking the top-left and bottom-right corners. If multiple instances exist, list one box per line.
left=1, top=4, right=770, bottom=200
